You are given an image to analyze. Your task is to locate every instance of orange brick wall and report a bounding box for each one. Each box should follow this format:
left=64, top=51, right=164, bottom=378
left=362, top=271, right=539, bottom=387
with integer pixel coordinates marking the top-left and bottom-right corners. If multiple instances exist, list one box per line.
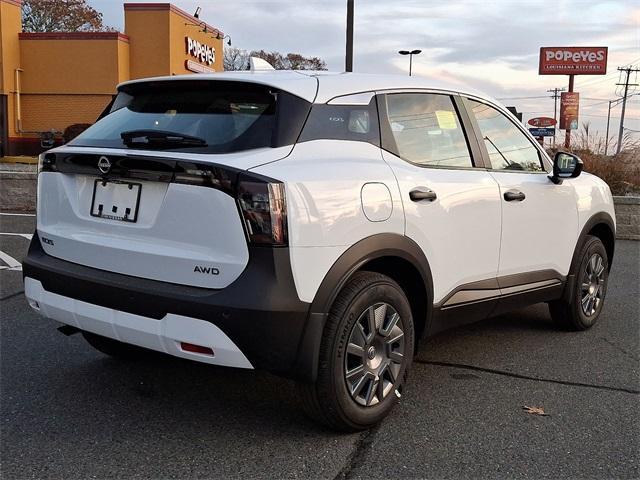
left=20, top=94, right=112, bottom=132
left=1, top=2, right=225, bottom=156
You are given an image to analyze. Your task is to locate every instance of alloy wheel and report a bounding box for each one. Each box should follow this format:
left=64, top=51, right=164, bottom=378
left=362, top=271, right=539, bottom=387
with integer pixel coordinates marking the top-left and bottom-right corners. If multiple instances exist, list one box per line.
left=344, top=302, right=405, bottom=407
left=581, top=253, right=605, bottom=317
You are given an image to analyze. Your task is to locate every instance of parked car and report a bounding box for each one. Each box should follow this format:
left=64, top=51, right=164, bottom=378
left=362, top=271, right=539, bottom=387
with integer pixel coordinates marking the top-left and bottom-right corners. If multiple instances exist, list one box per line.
left=24, top=71, right=615, bottom=431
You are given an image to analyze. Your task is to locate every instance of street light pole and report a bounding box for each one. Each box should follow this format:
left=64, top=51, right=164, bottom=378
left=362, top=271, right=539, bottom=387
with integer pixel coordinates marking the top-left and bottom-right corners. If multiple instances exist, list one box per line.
left=345, top=0, right=354, bottom=72
left=398, top=49, right=421, bottom=76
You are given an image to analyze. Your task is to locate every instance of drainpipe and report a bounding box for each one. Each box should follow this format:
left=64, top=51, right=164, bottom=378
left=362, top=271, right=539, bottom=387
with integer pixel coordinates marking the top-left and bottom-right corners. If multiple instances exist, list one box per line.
left=14, top=68, right=23, bottom=133
left=14, top=68, right=55, bottom=137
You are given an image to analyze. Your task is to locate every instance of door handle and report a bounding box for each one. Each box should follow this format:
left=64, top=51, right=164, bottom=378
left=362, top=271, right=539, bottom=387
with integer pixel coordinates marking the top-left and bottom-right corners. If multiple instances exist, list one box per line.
left=409, top=188, right=437, bottom=202
left=503, top=190, right=526, bottom=202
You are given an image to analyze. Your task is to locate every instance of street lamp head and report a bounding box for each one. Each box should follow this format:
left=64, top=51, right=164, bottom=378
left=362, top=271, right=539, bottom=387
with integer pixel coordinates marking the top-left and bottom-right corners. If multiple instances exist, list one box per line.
left=398, top=50, right=410, bottom=55
left=411, top=49, right=422, bottom=55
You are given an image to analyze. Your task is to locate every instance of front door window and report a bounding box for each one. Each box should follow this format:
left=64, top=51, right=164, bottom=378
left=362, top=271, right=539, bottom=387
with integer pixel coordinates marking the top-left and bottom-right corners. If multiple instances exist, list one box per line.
left=468, top=100, right=544, bottom=172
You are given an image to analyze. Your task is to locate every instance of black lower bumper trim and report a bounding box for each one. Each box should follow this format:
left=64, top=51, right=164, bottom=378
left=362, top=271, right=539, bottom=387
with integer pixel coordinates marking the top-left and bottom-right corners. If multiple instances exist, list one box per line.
left=23, top=236, right=312, bottom=379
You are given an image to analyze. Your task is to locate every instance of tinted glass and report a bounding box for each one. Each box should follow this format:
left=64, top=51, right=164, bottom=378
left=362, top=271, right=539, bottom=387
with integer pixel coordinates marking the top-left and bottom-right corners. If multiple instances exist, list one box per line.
left=384, top=93, right=473, bottom=168
left=469, top=100, right=543, bottom=172
left=298, top=98, right=379, bottom=145
left=71, top=81, right=311, bottom=154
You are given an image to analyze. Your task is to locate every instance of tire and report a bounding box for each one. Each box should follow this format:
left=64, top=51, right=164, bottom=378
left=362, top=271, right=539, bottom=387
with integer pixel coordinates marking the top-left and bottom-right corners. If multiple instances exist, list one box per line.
left=549, top=235, right=609, bottom=331
left=298, top=271, right=415, bottom=432
left=82, top=331, right=153, bottom=360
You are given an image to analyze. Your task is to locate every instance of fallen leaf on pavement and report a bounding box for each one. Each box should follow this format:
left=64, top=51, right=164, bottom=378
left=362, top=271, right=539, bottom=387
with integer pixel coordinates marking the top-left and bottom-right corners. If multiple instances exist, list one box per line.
left=522, top=405, right=549, bottom=416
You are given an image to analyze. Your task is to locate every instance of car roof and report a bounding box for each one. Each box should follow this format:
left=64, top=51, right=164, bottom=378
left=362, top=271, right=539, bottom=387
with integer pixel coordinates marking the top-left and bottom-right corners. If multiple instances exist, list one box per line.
left=307, top=72, right=491, bottom=104
left=118, top=71, right=494, bottom=105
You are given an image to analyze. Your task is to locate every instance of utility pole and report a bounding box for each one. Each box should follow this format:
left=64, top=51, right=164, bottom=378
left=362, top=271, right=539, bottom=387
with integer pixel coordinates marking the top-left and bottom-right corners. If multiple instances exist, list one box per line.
left=547, top=87, right=565, bottom=148
left=615, top=65, right=639, bottom=154
left=345, top=0, right=354, bottom=72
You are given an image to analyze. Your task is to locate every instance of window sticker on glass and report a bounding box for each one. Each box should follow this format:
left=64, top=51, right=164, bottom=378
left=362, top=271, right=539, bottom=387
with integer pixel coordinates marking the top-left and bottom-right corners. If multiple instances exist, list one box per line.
left=435, top=110, right=457, bottom=130
left=385, top=93, right=472, bottom=168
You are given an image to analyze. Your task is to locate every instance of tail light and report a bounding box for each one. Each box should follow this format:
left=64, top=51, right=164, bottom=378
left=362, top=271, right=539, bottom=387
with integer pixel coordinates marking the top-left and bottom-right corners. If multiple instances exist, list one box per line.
left=38, top=153, right=56, bottom=173
left=237, top=175, right=287, bottom=246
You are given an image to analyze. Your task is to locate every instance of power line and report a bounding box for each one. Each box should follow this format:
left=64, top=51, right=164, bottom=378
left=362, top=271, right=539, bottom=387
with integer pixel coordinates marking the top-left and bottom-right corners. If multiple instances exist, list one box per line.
left=577, top=73, right=618, bottom=88
left=496, top=95, right=549, bottom=100
left=582, top=99, right=613, bottom=108
left=576, top=58, right=640, bottom=88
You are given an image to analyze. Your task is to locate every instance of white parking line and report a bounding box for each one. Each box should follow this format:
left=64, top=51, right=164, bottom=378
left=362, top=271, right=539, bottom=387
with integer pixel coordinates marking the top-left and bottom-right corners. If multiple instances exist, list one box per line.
left=0, top=212, right=35, bottom=216
left=0, top=249, right=22, bottom=271
left=0, top=233, right=33, bottom=240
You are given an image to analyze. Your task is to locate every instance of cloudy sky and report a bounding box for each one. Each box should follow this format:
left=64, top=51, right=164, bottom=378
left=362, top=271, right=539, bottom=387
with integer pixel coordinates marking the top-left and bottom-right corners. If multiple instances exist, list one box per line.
left=92, top=0, right=639, bottom=146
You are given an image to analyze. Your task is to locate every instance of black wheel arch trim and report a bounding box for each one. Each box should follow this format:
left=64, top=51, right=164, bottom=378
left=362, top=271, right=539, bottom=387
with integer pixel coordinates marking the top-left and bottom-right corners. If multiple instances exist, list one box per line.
left=577, top=211, right=615, bottom=267
left=561, top=211, right=615, bottom=304
left=292, top=233, right=434, bottom=383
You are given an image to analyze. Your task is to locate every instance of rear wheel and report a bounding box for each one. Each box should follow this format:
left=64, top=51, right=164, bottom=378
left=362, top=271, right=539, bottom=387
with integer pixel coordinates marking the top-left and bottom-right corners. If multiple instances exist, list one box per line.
left=549, top=235, right=609, bottom=331
left=298, top=271, right=415, bottom=431
left=82, top=332, right=153, bottom=360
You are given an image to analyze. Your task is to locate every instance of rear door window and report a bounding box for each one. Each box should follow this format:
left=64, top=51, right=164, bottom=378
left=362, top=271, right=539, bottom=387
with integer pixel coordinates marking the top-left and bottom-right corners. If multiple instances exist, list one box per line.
left=381, top=93, right=474, bottom=168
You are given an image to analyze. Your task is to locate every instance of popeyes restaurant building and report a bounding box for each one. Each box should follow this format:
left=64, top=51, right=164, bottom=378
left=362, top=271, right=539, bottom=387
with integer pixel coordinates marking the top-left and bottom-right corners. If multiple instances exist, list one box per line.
left=0, top=0, right=224, bottom=156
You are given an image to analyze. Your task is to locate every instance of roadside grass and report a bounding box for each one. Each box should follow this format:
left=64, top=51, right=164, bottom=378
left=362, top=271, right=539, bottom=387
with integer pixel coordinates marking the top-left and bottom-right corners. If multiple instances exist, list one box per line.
left=548, top=123, right=640, bottom=196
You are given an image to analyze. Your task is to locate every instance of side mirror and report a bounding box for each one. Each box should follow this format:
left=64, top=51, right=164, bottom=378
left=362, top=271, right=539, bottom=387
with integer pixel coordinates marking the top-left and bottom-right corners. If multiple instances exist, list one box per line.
left=549, top=152, right=583, bottom=184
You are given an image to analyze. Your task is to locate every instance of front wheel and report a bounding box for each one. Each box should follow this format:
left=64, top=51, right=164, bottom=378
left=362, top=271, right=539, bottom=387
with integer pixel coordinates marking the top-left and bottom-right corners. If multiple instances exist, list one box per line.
left=298, top=271, right=415, bottom=432
left=549, top=235, right=609, bottom=331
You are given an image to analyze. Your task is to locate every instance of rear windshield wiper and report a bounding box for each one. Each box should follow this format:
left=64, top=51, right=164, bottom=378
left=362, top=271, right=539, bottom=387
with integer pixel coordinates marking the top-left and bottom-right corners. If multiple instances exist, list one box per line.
left=121, top=130, right=208, bottom=148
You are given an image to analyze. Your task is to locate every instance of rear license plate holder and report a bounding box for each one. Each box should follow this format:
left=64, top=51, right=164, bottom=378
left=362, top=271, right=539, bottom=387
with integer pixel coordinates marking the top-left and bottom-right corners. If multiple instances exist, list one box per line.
left=90, top=179, right=142, bottom=223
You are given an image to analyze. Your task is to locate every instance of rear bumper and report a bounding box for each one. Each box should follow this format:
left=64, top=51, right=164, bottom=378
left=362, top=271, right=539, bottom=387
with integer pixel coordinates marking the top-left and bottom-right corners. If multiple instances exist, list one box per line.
left=25, top=277, right=253, bottom=368
left=23, top=236, right=316, bottom=379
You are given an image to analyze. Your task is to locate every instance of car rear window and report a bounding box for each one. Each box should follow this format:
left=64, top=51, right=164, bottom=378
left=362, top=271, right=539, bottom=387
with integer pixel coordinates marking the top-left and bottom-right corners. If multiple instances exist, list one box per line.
left=70, top=80, right=311, bottom=154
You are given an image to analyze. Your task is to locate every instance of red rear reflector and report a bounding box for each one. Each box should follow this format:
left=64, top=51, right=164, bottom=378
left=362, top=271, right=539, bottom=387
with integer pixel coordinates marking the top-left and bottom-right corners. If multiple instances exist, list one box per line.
left=180, top=342, right=214, bottom=356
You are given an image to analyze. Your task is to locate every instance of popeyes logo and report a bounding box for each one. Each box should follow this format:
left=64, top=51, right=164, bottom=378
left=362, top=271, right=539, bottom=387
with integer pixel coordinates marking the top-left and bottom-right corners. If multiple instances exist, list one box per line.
left=539, top=47, right=608, bottom=75
left=186, top=37, right=215, bottom=65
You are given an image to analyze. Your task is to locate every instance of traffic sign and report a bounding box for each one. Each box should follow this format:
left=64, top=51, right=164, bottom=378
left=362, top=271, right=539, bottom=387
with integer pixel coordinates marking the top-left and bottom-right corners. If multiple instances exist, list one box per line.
left=528, top=127, right=556, bottom=137
left=528, top=117, right=557, bottom=127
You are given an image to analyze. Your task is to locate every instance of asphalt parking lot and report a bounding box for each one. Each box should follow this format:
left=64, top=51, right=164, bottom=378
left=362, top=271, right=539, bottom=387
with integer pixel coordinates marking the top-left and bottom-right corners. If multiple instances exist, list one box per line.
left=1, top=212, right=638, bottom=479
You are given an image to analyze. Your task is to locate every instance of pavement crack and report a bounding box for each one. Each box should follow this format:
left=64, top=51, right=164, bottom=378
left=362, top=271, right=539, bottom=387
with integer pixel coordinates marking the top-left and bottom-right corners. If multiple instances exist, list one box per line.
left=334, top=424, right=380, bottom=480
left=0, top=290, right=24, bottom=302
left=600, top=337, right=640, bottom=362
left=415, top=359, right=640, bottom=395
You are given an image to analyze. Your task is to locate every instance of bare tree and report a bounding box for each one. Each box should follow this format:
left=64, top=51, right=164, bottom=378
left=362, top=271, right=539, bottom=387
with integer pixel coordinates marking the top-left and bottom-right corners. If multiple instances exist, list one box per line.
left=284, top=53, right=327, bottom=71
left=22, top=0, right=112, bottom=32
left=223, top=47, right=250, bottom=71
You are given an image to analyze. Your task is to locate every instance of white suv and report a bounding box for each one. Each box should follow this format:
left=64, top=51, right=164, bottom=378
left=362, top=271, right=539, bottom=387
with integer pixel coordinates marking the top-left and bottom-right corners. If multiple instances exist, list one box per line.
left=24, top=71, right=616, bottom=431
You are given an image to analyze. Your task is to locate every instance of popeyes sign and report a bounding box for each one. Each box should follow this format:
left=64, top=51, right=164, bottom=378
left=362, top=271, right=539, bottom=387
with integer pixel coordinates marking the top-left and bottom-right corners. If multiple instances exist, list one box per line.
left=186, top=37, right=215, bottom=66
left=539, top=47, right=608, bottom=75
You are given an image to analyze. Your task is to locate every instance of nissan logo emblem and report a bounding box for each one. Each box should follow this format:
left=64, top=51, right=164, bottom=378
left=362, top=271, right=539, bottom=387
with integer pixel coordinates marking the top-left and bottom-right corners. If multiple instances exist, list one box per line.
left=98, top=156, right=111, bottom=174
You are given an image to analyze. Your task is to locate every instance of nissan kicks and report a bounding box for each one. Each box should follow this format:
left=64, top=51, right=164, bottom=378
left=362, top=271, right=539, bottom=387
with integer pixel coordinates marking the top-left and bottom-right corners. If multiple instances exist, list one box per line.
left=24, top=71, right=616, bottom=431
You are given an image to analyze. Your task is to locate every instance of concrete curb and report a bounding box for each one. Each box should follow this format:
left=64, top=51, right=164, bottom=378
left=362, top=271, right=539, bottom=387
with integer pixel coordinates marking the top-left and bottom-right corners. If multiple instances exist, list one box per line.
left=0, top=156, right=38, bottom=165
left=0, top=163, right=37, bottom=213
left=613, top=196, right=640, bottom=241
